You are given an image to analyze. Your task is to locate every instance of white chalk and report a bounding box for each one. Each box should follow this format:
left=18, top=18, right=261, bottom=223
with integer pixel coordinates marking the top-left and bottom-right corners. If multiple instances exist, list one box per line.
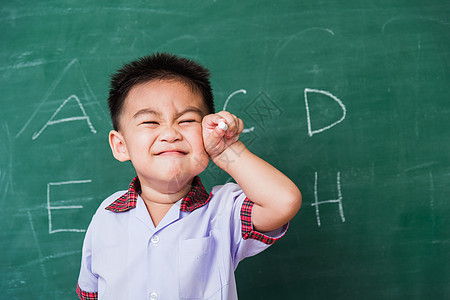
left=218, top=121, right=228, bottom=131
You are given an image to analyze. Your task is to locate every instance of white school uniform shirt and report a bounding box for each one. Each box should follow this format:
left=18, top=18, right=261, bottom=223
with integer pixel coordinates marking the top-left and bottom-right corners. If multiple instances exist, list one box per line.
left=77, top=176, right=288, bottom=300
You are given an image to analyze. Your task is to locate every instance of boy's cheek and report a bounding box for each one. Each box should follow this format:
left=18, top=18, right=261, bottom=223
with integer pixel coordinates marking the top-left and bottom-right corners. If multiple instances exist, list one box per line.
left=192, top=150, right=210, bottom=172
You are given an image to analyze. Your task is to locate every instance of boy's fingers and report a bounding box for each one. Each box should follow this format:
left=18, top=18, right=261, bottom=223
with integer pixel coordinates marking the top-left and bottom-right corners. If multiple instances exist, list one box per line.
left=215, top=111, right=242, bottom=134
left=225, top=115, right=243, bottom=139
left=213, top=124, right=226, bottom=137
left=237, top=118, right=244, bottom=134
left=202, top=114, right=222, bottom=129
left=203, top=111, right=244, bottom=144
left=202, top=112, right=245, bottom=159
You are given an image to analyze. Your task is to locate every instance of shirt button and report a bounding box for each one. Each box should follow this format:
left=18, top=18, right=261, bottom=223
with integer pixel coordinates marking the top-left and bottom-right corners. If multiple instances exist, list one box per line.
left=151, top=235, right=160, bottom=244
left=150, top=291, right=158, bottom=300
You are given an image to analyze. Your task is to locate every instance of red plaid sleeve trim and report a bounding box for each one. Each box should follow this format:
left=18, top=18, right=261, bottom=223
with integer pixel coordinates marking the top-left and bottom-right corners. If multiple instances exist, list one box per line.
left=105, top=176, right=140, bottom=212
left=241, top=198, right=287, bottom=245
left=76, top=283, right=98, bottom=300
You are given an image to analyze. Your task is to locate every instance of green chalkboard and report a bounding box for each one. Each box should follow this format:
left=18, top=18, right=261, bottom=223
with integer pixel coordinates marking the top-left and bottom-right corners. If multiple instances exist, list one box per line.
left=1, top=1, right=449, bottom=299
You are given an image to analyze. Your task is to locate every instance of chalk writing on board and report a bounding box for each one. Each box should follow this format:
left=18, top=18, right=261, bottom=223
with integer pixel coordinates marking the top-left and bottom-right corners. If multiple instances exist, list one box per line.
left=311, top=172, right=345, bottom=227
left=47, top=180, right=92, bottom=234
left=16, top=58, right=99, bottom=139
left=223, top=89, right=255, bottom=133
left=304, top=88, right=346, bottom=137
left=32, top=94, right=97, bottom=140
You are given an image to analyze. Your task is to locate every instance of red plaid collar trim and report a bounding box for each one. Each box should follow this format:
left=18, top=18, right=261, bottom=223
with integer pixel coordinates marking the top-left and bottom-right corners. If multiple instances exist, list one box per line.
left=179, top=176, right=211, bottom=212
left=105, top=176, right=210, bottom=213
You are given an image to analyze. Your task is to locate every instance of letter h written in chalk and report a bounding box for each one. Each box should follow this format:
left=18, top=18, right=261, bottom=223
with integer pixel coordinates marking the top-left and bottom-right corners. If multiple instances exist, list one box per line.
left=311, top=172, right=345, bottom=227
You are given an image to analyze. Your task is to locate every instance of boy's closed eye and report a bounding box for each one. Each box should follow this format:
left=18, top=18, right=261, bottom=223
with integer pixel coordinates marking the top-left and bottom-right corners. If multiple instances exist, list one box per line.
left=141, top=121, right=159, bottom=127
left=139, top=120, right=199, bottom=127
left=179, top=119, right=197, bottom=125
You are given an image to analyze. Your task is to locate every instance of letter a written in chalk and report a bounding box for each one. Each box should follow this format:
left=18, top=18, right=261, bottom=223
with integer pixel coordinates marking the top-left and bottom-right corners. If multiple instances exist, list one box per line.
left=304, top=88, right=346, bottom=137
left=32, top=94, right=97, bottom=140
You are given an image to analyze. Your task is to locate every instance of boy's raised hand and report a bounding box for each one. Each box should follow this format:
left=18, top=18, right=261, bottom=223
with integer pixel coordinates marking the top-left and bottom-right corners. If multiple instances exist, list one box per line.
left=203, top=111, right=302, bottom=233
left=202, top=111, right=244, bottom=161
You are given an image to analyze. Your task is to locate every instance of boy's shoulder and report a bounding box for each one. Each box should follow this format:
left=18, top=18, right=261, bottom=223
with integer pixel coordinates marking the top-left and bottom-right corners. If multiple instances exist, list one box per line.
left=210, top=181, right=242, bottom=198
left=207, top=181, right=247, bottom=212
left=95, top=190, right=127, bottom=214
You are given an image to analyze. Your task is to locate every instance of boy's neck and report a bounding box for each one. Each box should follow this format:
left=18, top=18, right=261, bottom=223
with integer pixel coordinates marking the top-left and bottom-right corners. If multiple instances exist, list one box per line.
left=139, top=178, right=193, bottom=227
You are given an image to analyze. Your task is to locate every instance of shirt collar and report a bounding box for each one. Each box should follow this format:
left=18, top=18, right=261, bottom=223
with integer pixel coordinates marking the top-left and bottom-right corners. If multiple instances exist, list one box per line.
left=105, top=176, right=210, bottom=213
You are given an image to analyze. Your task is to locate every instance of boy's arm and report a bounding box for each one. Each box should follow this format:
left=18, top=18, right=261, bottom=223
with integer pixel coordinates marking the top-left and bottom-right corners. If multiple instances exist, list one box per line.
left=203, top=112, right=302, bottom=233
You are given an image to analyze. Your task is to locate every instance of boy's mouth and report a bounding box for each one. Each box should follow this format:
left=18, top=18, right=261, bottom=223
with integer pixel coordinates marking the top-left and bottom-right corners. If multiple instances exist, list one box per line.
left=155, top=150, right=188, bottom=156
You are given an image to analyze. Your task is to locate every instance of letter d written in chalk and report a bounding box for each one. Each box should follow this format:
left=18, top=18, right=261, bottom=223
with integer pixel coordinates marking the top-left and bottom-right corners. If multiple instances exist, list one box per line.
left=304, top=88, right=346, bottom=137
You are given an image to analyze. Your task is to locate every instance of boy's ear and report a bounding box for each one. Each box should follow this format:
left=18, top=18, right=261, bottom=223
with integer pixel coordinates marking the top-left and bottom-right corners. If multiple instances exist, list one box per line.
left=109, top=130, right=130, bottom=162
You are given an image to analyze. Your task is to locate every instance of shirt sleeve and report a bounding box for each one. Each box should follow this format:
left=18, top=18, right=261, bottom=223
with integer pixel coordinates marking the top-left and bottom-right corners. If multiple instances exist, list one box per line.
left=76, top=217, right=99, bottom=299
left=240, top=197, right=289, bottom=244
left=227, top=184, right=289, bottom=267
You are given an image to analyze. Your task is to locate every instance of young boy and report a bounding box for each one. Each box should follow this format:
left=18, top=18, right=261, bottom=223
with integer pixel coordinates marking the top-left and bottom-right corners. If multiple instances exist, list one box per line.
left=76, top=53, right=301, bottom=299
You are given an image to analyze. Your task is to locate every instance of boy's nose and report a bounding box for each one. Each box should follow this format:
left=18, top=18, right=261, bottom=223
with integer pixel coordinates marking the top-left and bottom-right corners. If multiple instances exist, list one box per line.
left=159, top=125, right=182, bottom=142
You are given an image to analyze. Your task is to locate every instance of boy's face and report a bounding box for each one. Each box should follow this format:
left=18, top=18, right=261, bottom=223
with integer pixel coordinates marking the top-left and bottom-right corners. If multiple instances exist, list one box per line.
left=109, top=79, right=210, bottom=193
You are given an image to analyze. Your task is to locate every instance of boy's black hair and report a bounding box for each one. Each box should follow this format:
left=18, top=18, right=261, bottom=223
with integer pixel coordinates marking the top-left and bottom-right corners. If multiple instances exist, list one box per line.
left=108, top=53, right=215, bottom=130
